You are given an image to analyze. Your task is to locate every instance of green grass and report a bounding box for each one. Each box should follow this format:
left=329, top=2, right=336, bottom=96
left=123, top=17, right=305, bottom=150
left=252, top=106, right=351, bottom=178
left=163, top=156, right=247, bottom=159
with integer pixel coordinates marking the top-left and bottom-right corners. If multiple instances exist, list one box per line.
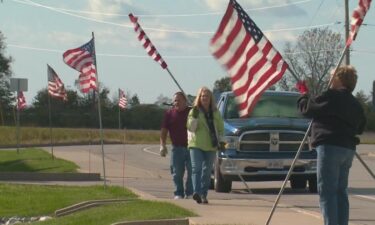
left=0, top=184, right=137, bottom=217
left=0, top=126, right=160, bottom=146
left=33, top=201, right=194, bottom=225
left=0, top=148, right=78, bottom=172
left=0, top=184, right=194, bottom=225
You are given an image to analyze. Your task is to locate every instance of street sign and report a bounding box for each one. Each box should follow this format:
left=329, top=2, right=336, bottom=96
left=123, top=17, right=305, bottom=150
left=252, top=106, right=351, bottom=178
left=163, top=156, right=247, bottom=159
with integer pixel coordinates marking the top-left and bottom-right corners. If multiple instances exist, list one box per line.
left=10, top=78, right=28, bottom=92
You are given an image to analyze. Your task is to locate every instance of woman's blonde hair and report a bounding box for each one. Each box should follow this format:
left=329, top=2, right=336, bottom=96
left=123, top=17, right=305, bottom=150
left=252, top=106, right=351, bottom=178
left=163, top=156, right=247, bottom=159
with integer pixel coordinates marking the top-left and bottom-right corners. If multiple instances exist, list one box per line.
left=333, top=65, right=358, bottom=92
left=193, top=86, right=217, bottom=111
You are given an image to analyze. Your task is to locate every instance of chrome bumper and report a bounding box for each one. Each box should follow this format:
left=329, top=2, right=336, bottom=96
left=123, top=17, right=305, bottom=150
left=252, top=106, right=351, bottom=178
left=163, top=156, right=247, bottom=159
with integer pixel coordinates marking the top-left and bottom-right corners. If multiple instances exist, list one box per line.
left=219, top=158, right=317, bottom=176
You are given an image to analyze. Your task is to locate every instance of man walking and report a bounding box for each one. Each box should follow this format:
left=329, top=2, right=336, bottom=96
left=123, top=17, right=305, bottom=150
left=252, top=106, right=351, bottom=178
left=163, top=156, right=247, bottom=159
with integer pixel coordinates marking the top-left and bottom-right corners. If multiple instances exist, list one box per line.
left=160, top=92, right=193, bottom=199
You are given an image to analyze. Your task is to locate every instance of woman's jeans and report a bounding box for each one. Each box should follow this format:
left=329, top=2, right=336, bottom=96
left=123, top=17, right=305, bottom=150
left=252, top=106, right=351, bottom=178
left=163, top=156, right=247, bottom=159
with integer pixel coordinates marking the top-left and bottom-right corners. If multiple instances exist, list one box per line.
left=170, top=146, right=193, bottom=197
left=189, top=148, right=216, bottom=198
left=316, top=145, right=355, bottom=225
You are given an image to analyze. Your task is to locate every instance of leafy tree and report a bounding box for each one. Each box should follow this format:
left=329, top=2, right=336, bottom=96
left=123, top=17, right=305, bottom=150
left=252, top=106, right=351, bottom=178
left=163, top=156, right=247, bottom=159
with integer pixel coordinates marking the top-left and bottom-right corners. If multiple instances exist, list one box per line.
left=213, top=76, right=231, bottom=93
left=0, top=31, right=14, bottom=125
left=154, top=94, right=172, bottom=106
left=280, top=28, right=343, bottom=96
left=355, top=91, right=375, bottom=130
left=129, top=94, right=140, bottom=106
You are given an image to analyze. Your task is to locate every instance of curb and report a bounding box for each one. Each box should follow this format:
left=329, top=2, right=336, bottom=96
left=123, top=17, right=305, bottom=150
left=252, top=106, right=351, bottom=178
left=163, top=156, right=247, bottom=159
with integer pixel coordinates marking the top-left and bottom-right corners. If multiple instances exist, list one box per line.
left=111, top=218, right=189, bottom=225
left=0, top=172, right=101, bottom=181
left=55, top=199, right=135, bottom=217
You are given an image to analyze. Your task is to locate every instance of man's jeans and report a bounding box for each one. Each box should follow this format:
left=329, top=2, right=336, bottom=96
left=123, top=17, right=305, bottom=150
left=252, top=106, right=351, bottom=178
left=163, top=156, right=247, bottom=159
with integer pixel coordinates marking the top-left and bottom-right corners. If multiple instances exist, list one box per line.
left=170, top=146, right=193, bottom=197
left=316, top=145, right=355, bottom=225
left=189, top=148, right=216, bottom=198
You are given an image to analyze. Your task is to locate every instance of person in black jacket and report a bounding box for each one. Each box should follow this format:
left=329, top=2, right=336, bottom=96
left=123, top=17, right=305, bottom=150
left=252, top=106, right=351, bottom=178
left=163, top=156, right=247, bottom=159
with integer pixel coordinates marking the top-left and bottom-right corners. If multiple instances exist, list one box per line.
left=297, top=65, right=366, bottom=225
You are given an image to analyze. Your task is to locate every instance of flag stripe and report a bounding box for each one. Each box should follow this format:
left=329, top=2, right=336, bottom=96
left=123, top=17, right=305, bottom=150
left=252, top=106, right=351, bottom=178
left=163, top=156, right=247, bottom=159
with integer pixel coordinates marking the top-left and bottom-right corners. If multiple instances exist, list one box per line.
left=210, top=0, right=288, bottom=117
left=17, top=91, right=26, bottom=110
left=129, top=13, right=168, bottom=69
left=63, top=38, right=97, bottom=93
left=118, top=89, right=128, bottom=109
left=346, top=0, right=372, bottom=46
left=47, top=64, right=67, bottom=101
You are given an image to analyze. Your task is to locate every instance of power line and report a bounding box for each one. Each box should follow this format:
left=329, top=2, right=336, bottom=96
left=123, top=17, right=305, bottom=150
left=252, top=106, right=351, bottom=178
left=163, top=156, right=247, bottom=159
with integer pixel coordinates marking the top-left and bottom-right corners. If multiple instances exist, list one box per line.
left=8, top=43, right=352, bottom=58
left=13, top=0, right=314, bottom=18
left=11, top=0, right=338, bottom=35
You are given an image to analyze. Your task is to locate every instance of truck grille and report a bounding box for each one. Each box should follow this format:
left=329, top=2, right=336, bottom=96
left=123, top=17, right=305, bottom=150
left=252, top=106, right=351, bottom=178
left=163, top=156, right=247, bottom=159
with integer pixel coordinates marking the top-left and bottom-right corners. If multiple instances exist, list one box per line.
left=238, top=131, right=310, bottom=152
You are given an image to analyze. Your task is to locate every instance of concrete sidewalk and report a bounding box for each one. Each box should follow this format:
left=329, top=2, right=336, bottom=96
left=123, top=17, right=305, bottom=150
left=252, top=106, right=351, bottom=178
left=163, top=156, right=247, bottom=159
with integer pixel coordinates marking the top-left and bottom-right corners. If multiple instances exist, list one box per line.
left=48, top=146, right=326, bottom=225
left=129, top=187, right=323, bottom=225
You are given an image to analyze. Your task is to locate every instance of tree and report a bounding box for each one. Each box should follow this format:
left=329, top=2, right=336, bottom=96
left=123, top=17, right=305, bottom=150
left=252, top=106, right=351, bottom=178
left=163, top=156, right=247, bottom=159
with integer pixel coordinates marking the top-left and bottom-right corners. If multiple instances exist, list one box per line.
left=129, top=94, right=140, bottom=106
left=154, top=94, right=171, bottom=106
left=279, top=28, right=344, bottom=96
left=213, top=76, right=231, bottom=93
left=0, top=31, right=14, bottom=125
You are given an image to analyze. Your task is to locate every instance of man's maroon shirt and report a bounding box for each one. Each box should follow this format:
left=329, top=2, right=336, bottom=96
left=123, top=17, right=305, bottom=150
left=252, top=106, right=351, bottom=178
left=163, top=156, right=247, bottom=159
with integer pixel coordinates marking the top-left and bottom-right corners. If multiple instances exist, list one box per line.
left=161, top=107, right=190, bottom=147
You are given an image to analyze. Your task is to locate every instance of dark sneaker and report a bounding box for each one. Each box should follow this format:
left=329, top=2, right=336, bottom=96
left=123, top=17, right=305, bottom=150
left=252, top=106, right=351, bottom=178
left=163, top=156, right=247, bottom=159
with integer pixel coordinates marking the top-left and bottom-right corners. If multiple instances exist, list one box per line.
left=201, top=196, right=208, bottom=204
left=192, top=193, right=202, bottom=204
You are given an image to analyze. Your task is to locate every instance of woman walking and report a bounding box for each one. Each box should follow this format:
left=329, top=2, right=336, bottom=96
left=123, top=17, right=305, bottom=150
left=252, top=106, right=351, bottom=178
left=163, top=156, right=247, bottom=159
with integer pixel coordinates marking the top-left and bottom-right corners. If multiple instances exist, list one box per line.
left=187, top=87, right=224, bottom=204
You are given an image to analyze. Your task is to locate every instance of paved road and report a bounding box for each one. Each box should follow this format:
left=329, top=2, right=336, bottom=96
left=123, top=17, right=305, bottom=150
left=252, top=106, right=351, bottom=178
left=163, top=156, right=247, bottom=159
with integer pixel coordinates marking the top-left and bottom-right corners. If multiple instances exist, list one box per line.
left=47, top=144, right=375, bottom=225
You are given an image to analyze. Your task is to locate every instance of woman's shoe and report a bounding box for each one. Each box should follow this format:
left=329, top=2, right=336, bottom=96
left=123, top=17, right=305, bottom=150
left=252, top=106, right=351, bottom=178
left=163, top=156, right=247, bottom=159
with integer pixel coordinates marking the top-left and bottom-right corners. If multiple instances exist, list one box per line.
left=201, top=196, right=208, bottom=204
left=192, top=193, right=202, bottom=204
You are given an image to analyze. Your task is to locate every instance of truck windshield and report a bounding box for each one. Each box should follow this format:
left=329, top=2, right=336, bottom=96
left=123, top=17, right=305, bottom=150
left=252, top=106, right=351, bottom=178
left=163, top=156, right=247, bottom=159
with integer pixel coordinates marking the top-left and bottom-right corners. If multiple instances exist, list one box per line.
left=224, top=94, right=302, bottom=119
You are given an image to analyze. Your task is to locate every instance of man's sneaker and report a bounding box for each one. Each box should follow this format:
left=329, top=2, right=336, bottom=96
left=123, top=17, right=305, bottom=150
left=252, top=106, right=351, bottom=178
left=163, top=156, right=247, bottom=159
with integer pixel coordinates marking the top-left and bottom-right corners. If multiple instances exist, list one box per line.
left=192, top=193, right=202, bottom=204
left=201, top=196, right=208, bottom=204
left=174, top=195, right=183, bottom=200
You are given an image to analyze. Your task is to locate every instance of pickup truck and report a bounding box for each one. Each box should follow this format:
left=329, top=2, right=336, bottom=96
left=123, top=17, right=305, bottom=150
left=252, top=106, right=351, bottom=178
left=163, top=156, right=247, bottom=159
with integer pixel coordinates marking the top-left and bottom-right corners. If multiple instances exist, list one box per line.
left=215, top=90, right=317, bottom=193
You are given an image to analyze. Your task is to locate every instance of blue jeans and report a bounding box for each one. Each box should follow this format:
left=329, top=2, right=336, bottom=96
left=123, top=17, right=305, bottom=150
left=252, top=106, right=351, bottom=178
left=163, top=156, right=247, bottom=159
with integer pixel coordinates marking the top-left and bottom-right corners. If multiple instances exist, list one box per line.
left=189, top=148, right=216, bottom=198
left=316, top=145, right=355, bottom=225
left=170, top=146, right=193, bottom=197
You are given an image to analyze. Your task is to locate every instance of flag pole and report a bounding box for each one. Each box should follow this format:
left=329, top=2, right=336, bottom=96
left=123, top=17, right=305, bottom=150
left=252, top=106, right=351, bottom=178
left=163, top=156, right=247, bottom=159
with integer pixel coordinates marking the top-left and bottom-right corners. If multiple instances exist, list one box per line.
left=92, top=32, right=107, bottom=188
left=165, top=68, right=192, bottom=105
left=266, top=43, right=374, bottom=224
left=16, top=93, right=20, bottom=154
left=47, top=89, right=54, bottom=159
left=118, top=89, right=121, bottom=130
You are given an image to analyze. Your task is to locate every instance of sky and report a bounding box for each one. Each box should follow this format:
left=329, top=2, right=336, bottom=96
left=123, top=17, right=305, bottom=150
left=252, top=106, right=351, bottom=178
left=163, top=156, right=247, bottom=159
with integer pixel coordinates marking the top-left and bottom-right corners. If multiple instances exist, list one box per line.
left=0, top=0, right=374, bottom=105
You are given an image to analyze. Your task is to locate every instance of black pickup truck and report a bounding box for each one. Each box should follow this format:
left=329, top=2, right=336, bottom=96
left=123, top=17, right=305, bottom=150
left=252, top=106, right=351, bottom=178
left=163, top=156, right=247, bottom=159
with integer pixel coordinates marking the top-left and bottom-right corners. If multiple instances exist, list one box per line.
left=214, top=91, right=317, bottom=193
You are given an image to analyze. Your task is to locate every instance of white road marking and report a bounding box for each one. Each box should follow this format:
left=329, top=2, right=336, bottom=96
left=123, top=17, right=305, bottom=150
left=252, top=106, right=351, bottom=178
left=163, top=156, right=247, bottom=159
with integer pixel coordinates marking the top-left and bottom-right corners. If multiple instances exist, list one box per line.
left=354, top=194, right=375, bottom=201
left=143, top=146, right=160, bottom=156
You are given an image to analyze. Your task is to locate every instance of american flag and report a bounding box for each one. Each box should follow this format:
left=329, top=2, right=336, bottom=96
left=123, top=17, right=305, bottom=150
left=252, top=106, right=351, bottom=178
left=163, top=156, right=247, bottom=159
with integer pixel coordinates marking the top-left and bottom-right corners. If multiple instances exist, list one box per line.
left=63, top=38, right=97, bottom=93
left=118, top=89, right=128, bottom=109
left=17, top=91, right=26, bottom=110
left=129, top=13, right=168, bottom=69
left=210, top=0, right=288, bottom=117
left=47, top=64, right=67, bottom=101
left=346, top=0, right=372, bottom=46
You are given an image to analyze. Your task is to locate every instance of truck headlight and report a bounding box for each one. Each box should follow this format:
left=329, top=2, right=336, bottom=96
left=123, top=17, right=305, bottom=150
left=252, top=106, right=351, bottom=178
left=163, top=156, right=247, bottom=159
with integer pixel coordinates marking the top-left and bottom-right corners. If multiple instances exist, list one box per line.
left=222, top=136, right=239, bottom=149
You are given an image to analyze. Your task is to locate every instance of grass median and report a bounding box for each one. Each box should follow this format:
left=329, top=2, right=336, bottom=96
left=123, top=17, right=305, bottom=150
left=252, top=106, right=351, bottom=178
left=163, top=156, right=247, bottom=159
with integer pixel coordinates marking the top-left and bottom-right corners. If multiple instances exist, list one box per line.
left=0, top=126, right=160, bottom=146
left=0, top=183, right=194, bottom=225
left=0, top=148, right=195, bottom=224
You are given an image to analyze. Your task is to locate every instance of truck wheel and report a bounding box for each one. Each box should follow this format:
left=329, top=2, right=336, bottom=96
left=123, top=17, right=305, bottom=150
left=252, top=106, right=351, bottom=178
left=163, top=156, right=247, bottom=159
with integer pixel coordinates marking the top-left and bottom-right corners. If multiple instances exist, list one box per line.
left=290, top=178, right=307, bottom=189
left=308, top=177, right=317, bottom=193
left=214, top=159, right=232, bottom=193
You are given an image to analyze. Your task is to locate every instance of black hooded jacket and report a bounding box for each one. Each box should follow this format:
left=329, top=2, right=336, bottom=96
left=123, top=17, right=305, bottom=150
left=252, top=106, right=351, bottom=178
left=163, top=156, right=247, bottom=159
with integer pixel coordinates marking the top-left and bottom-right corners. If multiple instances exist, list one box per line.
left=297, top=88, right=366, bottom=150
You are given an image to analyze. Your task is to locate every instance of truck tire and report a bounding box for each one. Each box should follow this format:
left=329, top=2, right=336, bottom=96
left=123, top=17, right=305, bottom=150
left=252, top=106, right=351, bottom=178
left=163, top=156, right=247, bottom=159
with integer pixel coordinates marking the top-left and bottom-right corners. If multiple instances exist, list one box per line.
left=308, top=177, right=318, bottom=193
left=290, top=177, right=307, bottom=189
left=214, top=159, right=232, bottom=193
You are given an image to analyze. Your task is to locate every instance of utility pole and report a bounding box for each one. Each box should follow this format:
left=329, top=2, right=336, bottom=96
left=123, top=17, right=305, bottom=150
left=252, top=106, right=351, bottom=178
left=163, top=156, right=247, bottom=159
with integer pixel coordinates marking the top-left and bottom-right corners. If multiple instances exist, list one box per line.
left=344, top=0, right=350, bottom=65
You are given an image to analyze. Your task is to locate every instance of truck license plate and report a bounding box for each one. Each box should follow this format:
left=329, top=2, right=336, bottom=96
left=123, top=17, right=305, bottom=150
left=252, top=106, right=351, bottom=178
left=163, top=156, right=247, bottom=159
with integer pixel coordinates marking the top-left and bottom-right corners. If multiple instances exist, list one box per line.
left=267, top=160, right=283, bottom=169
